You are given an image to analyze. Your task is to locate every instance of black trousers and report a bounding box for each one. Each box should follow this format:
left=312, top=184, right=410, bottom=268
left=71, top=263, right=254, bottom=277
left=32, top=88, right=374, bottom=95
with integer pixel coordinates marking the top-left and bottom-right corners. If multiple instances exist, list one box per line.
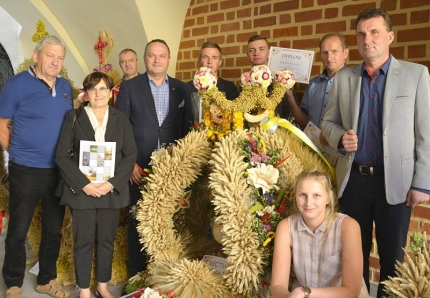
left=71, top=208, right=120, bottom=288
left=339, top=168, right=411, bottom=298
left=127, top=183, right=147, bottom=276
left=2, top=162, right=64, bottom=288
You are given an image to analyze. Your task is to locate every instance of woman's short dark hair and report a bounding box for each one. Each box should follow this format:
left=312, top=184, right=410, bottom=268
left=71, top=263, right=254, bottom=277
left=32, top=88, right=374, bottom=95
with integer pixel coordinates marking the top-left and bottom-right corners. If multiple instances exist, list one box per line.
left=82, top=72, right=114, bottom=91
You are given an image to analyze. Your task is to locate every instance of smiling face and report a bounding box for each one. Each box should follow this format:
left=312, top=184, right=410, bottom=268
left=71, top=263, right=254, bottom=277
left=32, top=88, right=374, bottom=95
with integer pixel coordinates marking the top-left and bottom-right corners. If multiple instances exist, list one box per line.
left=320, top=36, right=349, bottom=78
left=86, top=79, right=112, bottom=109
left=295, top=177, right=330, bottom=227
left=32, top=43, right=65, bottom=83
left=247, top=39, right=270, bottom=66
left=144, top=41, right=170, bottom=78
left=119, top=51, right=139, bottom=80
left=356, top=16, right=394, bottom=64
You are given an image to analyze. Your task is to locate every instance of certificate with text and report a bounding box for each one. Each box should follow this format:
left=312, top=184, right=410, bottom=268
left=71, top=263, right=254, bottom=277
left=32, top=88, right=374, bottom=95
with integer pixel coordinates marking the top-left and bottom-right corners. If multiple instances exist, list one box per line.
left=268, top=47, right=314, bottom=84
left=79, top=140, right=116, bottom=183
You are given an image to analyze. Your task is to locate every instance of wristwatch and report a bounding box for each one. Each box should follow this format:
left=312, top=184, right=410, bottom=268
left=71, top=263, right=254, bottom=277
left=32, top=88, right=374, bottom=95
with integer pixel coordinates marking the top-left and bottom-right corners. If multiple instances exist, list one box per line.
left=302, top=286, right=311, bottom=298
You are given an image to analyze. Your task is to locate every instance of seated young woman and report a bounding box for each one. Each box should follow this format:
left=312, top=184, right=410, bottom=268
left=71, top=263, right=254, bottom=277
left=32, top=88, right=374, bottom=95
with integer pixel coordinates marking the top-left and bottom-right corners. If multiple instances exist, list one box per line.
left=270, top=169, right=369, bottom=298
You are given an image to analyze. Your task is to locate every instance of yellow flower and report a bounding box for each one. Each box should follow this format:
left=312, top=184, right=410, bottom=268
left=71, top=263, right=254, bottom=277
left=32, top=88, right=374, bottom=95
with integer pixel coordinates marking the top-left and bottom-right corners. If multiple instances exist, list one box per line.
left=206, top=130, right=214, bottom=138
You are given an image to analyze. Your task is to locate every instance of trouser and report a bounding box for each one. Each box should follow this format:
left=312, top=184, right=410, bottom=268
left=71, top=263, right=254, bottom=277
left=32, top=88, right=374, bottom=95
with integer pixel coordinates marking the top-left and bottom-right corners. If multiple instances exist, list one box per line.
left=339, top=168, right=411, bottom=298
left=2, top=162, right=65, bottom=288
left=71, top=208, right=120, bottom=288
left=127, top=183, right=147, bottom=276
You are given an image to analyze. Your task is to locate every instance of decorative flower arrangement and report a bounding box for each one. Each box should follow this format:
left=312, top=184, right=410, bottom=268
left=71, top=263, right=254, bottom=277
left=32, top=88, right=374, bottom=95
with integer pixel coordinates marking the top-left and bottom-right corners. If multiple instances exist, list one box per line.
left=240, top=71, right=252, bottom=88
left=140, top=287, right=176, bottom=298
left=193, top=67, right=217, bottom=91
left=240, top=134, right=291, bottom=291
left=274, top=69, right=296, bottom=90
left=249, top=65, right=272, bottom=89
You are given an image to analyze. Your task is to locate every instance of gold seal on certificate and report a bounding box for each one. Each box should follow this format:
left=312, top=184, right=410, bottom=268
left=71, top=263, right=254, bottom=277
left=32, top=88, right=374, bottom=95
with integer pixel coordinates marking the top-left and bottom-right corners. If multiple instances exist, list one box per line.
left=268, top=47, right=314, bottom=84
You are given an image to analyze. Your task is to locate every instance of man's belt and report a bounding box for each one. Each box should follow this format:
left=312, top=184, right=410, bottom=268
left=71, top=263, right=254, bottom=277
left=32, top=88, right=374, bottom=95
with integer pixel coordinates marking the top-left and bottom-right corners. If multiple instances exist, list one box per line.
left=352, top=163, right=384, bottom=176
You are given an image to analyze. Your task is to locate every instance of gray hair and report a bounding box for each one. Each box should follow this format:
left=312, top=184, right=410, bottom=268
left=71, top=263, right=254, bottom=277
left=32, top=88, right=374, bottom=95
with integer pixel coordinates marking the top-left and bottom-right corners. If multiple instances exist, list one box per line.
left=35, top=35, right=66, bottom=55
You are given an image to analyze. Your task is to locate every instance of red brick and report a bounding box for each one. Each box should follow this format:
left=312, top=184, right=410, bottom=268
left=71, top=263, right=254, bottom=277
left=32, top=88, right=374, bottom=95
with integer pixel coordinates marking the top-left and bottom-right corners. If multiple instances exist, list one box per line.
left=420, top=61, right=430, bottom=70
left=209, top=35, right=226, bottom=45
left=273, top=27, right=298, bottom=38
left=380, top=0, right=397, bottom=11
left=207, top=13, right=224, bottom=23
left=398, top=27, right=430, bottom=42
left=325, top=8, right=338, bottom=19
left=179, top=61, right=196, bottom=70
left=224, top=58, right=234, bottom=67
left=192, top=50, right=200, bottom=59
left=253, top=16, right=277, bottom=27
left=180, top=40, right=195, bottom=49
left=237, top=8, right=252, bottom=18
left=295, top=10, right=323, bottom=23
left=347, top=49, right=362, bottom=62
left=390, top=46, right=404, bottom=59
left=236, top=56, right=250, bottom=66
left=317, top=0, right=344, bottom=5
left=223, top=46, right=240, bottom=55
left=220, top=68, right=242, bottom=79
left=175, top=71, right=182, bottom=80
left=192, top=27, right=209, bottom=36
left=260, top=4, right=272, bottom=15
left=220, top=0, right=240, bottom=10
left=243, top=20, right=252, bottom=30
left=242, top=0, right=251, bottom=5
left=408, top=45, right=426, bottom=58
left=302, top=0, right=313, bottom=8
left=237, top=32, right=253, bottom=42
left=184, top=19, right=195, bottom=28
left=316, top=21, right=346, bottom=34
left=210, top=3, right=218, bottom=11
left=274, top=0, right=299, bottom=12
left=254, top=7, right=258, bottom=15
left=211, top=25, right=218, bottom=34
left=261, top=30, right=271, bottom=39
left=279, top=40, right=291, bottom=48
left=226, top=34, right=235, bottom=43
left=369, top=256, right=380, bottom=269
left=423, top=222, right=430, bottom=234
left=183, top=71, right=192, bottom=81
left=196, top=0, right=204, bottom=3
left=391, top=13, right=407, bottom=26
left=192, top=5, right=209, bottom=16
left=413, top=206, right=430, bottom=220
left=183, top=30, right=190, bottom=38
left=221, top=22, right=240, bottom=32
left=408, top=219, right=419, bottom=232
left=227, top=11, right=235, bottom=20
left=177, top=52, right=183, bottom=60
left=301, top=25, right=313, bottom=36
left=345, top=34, right=356, bottom=48
left=196, top=38, right=204, bottom=46
left=184, top=51, right=191, bottom=60
left=197, top=16, right=204, bottom=25
left=411, top=10, right=430, bottom=24
left=280, top=14, right=292, bottom=25
left=400, top=0, right=429, bottom=9
left=342, top=3, right=375, bottom=17
left=311, top=65, right=321, bottom=76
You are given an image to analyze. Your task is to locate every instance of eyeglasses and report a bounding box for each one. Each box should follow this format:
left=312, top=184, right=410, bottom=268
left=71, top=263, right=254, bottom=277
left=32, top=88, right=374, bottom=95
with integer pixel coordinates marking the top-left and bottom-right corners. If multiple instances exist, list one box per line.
left=87, top=87, right=110, bottom=94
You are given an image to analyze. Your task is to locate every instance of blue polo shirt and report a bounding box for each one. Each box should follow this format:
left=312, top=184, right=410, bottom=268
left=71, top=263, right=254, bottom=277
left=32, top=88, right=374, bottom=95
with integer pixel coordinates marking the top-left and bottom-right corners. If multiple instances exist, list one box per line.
left=0, top=67, right=73, bottom=168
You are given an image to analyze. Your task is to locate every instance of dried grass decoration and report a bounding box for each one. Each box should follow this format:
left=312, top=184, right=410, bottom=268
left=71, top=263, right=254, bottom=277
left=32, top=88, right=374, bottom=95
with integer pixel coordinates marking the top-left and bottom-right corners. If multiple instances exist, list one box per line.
left=135, top=66, right=332, bottom=297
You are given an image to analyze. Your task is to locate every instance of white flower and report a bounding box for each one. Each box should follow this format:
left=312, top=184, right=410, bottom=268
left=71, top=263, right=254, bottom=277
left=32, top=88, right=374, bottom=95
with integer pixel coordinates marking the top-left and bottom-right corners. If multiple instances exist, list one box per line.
left=247, top=163, right=279, bottom=194
left=256, top=205, right=276, bottom=216
left=249, top=65, right=272, bottom=89
left=149, top=147, right=168, bottom=166
left=141, top=287, right=162, bottom=298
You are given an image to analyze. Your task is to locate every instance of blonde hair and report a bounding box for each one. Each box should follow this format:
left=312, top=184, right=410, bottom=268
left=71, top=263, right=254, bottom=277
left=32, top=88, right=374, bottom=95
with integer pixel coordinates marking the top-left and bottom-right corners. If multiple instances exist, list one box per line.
left=293, top=169, right=338, bottom=231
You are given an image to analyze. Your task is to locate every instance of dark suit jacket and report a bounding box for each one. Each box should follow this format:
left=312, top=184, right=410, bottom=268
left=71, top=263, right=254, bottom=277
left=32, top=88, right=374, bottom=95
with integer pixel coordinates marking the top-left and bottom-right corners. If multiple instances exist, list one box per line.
left=115, top=72, right=193, bottom=168
left=55, top=103, right=137, bottom=209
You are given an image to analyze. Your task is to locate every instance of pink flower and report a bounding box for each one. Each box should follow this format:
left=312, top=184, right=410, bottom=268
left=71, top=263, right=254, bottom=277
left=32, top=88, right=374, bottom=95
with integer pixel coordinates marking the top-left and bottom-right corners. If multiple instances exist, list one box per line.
left=193, top=67, right=217, bottom=91
left=274, top=69, right=296, bottom=89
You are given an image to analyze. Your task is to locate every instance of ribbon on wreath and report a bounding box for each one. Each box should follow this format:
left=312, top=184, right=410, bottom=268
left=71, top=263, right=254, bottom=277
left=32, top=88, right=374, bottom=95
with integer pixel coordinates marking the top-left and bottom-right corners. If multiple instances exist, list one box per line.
left=260, top=116, right=336, bottom=181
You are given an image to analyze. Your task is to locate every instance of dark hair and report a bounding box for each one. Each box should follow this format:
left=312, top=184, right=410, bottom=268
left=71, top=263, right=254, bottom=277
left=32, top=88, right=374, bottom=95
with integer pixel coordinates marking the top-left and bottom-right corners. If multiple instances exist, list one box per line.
left=247, top=34, right=269, bottom=46
left=118, top=48, right=137, bottom=61
left=319, top=33, right=348, bottom=50
left=144, top=39, right=170, bottom=56
left=199, top=41, right=222, bottom=59
left=83, top=72, right=114, bottom=91
left=356, top=8, right=393, bottom=32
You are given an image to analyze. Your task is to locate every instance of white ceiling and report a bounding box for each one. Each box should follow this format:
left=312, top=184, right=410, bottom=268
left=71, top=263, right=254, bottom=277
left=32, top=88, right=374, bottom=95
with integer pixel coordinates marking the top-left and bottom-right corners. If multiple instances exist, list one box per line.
left=0, top=0, right=190, bottom=84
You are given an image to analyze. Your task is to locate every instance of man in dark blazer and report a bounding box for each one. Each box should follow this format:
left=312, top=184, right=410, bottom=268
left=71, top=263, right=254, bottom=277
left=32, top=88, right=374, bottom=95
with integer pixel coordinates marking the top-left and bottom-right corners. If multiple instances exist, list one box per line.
left=187, top=41, right=238, bottom=124
left=115, top=39, right=193, bottom=277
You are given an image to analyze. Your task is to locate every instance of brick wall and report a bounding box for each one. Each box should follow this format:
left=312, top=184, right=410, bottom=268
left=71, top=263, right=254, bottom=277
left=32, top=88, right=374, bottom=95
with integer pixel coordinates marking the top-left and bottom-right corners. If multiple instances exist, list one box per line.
left=176, top=0, right=430, bottom=285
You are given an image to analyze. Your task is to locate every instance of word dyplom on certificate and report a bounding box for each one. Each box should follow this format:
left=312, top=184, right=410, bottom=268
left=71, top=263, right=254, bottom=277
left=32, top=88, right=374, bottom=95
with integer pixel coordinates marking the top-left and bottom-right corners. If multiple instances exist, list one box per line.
left=268, top=47, right=314, bottom=84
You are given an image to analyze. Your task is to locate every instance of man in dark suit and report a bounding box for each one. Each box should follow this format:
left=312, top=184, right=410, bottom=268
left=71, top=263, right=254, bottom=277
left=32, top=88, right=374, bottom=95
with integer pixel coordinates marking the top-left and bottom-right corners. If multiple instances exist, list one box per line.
left=187, top=41, right=238, bottom=124
left=115, top=39, right=193, bottom=277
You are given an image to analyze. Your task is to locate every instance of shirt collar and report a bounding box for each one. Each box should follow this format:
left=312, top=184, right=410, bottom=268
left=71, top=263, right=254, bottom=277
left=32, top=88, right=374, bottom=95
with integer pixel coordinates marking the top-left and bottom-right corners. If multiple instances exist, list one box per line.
left=147, top=73, right=169, bottom=86
left=362, top=55, right=392, bottom=77
left=298, top=213, right=328, bottom=234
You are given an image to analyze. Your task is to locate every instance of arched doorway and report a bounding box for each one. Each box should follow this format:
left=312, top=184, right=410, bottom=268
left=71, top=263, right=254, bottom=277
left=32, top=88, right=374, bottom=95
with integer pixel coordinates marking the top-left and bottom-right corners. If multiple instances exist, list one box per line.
left=0, top=43, right=14, bottom=91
